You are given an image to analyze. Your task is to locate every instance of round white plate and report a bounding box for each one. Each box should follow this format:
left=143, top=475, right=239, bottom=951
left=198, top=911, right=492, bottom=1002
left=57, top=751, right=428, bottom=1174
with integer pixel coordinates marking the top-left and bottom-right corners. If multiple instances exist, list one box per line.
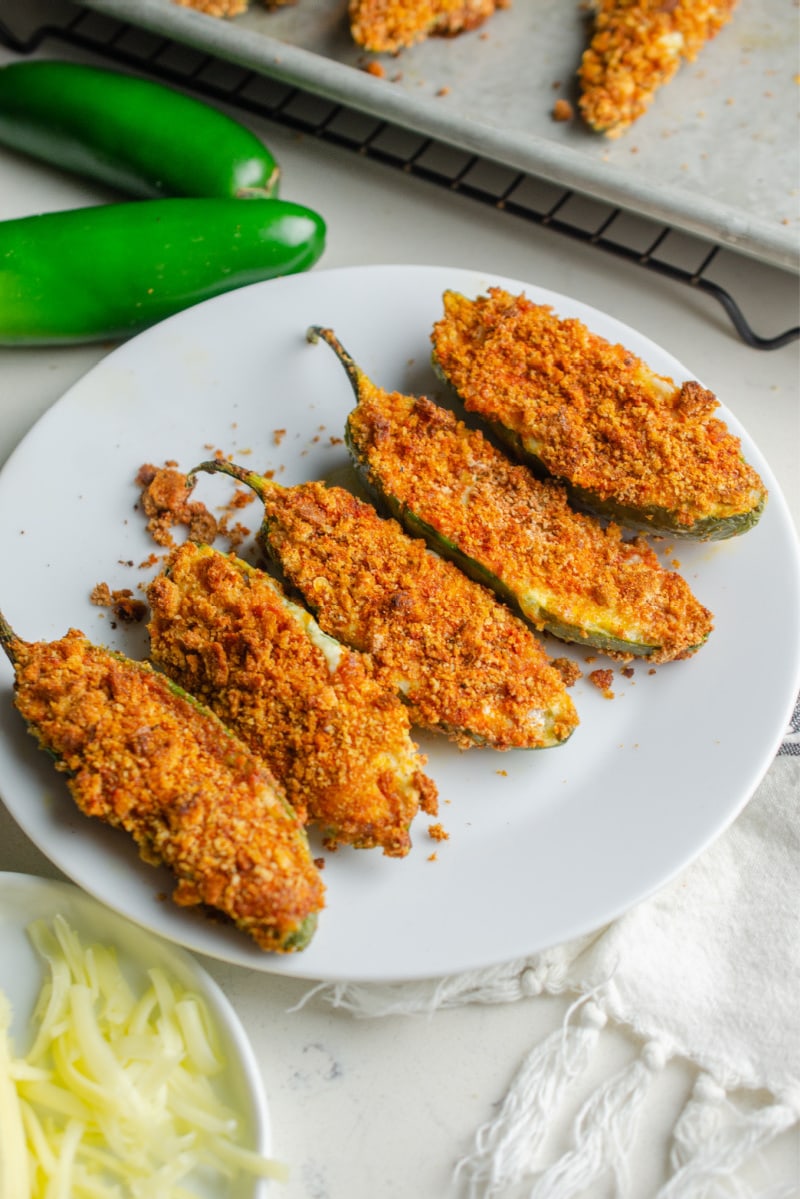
left=0, top=264, right=797, bottom=983
left=0, top=871, right=272, bottom=1196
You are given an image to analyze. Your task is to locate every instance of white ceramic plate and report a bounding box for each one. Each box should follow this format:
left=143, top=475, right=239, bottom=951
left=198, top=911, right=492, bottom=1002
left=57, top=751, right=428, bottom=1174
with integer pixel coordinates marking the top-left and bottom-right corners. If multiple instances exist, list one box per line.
left=0, top=871, right=272, bottom=1196
left=0, top=265, right=797, bottom=983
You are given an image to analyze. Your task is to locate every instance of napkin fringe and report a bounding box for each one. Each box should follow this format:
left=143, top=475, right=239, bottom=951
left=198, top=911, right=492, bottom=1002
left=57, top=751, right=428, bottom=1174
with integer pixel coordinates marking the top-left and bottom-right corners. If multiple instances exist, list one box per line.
left=656, top=1074, right=798, bottom=1199
left=525, top=1040, right=665, bottom=1199
left=289, top=949, right=590, bottom=1018
left=454, top=995, right=607, bottom=1197
left=451, top=980, right=671, bottom=1199
left=454, top=1022, right=796, bottom=1199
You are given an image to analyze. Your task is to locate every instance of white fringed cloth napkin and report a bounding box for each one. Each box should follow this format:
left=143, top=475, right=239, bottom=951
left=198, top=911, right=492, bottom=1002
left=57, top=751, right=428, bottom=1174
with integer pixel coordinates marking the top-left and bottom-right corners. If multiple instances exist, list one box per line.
left=303, top=701, right=800, bottom=1198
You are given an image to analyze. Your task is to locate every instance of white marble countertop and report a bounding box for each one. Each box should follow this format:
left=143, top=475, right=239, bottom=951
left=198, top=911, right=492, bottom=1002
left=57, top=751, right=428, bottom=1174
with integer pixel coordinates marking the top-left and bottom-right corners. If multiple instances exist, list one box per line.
left=0, top=26, right=798, bottom=1199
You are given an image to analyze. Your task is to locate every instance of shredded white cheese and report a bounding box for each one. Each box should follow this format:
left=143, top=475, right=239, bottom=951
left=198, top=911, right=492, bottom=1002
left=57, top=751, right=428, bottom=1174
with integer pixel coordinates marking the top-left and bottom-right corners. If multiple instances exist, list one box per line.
left=0, top=915, right=288, bottom=1197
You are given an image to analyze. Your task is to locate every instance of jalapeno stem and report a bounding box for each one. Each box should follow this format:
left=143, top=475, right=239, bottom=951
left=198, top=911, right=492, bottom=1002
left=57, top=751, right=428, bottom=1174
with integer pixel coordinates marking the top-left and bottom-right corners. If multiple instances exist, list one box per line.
left=0, top=610, right=20, bottom=667
left=189, top=459, right=279, bottom=503
left=307, top=325, right=364, bottom=401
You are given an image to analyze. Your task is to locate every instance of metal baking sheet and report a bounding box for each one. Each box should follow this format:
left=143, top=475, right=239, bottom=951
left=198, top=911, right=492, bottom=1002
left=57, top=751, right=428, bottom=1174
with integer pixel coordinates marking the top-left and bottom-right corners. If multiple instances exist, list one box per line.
left=81, top=0, right=799, bottom=269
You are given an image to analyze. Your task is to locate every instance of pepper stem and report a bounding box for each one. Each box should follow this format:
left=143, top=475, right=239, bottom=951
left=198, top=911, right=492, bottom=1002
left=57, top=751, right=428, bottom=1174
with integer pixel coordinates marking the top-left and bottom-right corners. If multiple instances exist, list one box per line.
left=189, top=459, right=276, bottom=503
left=306, top=326, right=365, bottom=403
left=0, top=609, right=21, bottom=667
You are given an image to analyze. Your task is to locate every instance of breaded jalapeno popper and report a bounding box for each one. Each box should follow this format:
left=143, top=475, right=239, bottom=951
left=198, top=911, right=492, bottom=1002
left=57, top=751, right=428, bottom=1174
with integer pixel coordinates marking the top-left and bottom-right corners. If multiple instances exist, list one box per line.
left=308, top=327, right=713, bottom=663
left=578, top=0, right=738, bottom=138
left=147, top=542, right=436, bottom=857
left=349, top=0, right=507, bottom=53
left=189, top=466, right=578, bottom=752
left=0, top=613, right=323, bottom=952
left=432, top=289, right=766, bottom=540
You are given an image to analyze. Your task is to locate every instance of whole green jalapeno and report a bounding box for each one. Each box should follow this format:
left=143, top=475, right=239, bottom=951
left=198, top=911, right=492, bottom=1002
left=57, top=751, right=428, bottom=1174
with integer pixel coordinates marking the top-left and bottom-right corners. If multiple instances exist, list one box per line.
left=0, top=59, right=281, bottom=200
left=0, top=197, right=326, bottom=345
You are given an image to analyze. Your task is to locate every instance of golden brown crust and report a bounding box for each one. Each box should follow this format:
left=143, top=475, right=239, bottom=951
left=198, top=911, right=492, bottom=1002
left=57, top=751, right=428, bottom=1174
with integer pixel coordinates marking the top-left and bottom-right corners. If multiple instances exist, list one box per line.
left=11, top=629, right=324, bottom=952
left=147, top=543, right=434, bottom=856
left=578, top=0, right=739, bottom=136
left=349, top=0, right=507, bottom=53
left=171, top=0, right=249, bottom=18
left=259, top=481, right=578, bottom=749
left=432, top=288, right=765, bottom=530
left=347, top=376, right=713, bottom=662
left=136, top=463, right=219, bottom=548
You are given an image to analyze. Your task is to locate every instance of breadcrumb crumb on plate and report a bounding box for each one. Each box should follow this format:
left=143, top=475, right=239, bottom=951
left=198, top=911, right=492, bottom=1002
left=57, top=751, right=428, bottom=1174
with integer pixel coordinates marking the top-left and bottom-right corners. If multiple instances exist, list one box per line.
left=0, top=264, right=796, bottom=984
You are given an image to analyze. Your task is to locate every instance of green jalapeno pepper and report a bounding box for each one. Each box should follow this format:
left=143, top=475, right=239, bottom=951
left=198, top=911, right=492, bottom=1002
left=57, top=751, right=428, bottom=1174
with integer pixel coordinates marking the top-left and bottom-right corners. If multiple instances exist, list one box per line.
left=0, top=197, right=326, bottom=345
left=0, top=60, right=280, bottom=200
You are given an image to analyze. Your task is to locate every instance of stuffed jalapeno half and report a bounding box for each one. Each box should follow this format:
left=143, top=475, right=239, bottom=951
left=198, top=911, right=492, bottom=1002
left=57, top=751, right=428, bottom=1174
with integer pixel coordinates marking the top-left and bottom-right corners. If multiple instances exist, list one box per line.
left=430, top=288, right=766, bottom=540
left=189, top=465, right=579, bottom=752
left=308, top=325, right=713, bottom=662
left=349, top=0, right=502, bottom=53
left=0, top=613, right=323, bottom=953
left=147, top=542, right=436, bottom=857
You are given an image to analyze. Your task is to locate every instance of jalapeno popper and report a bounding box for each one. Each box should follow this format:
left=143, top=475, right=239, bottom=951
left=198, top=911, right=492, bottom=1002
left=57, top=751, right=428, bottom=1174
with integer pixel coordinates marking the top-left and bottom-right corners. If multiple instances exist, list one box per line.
left=189, top=465, right=578, bottom=752
left=578, top=0, right=739, bottom=138
left=431, top=288, right=766, bottom=540
left=309, top=325, right=713, bottom=662
left=349, top=0, right=506, bottom=53
left=147, top=542, right=436, bottom=857
left=0, top=614, right=323, bottom=953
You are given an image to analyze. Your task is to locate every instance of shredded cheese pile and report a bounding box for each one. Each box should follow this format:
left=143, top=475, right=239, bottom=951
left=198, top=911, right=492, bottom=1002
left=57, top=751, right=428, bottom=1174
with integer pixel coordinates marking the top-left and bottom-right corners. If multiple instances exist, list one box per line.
left=0, top=915, right=287, bottom=1197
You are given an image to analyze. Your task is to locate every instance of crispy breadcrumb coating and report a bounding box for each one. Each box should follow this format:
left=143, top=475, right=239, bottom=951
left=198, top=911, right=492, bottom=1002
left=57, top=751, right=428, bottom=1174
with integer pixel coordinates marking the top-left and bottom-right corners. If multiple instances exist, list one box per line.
left=579, top=0, right=739, bottom=137
left=248, top=478, right=578, bottom=750
left=136, top=463, right=218, bottom=548
left=345, top=372, right=713, bottom=662
left=171, top=0, right=294, bottom=16
left=171, top=0, right=249, bottom=17
left=148, top=542, right=436, bottom=857
left=432, top=288, right=765, bottom=538
left=5, top=626, right=324, bottom=952
left=350, top=0, right=508, bottom=53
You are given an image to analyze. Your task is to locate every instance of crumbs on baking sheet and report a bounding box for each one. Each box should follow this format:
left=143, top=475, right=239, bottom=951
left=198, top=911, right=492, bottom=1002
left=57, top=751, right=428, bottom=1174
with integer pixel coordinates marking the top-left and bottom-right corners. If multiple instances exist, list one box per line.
left=428, top=822, right=449, bottom=842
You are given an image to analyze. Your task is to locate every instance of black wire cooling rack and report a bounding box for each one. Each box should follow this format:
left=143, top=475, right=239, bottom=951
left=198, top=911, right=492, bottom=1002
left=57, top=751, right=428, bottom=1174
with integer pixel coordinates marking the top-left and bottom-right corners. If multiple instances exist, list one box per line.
left=1, top=2, right=798, bottom=351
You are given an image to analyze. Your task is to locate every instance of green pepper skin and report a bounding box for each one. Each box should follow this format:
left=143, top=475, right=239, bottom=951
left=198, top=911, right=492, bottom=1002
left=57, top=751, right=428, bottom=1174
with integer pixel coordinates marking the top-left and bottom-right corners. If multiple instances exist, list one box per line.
left=467, top=407, right=767, bottom=543
left=0, top=60, right=280, bottom=200
left=0, top=197, right=326, bottom=345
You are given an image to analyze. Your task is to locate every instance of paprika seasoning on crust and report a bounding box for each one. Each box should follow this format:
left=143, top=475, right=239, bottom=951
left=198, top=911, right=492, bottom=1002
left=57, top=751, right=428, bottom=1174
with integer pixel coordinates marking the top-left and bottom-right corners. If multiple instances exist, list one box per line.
left=579, top=0, right=739, bottom=138
left=432, top=287, right=766, bottom=540
left=309, top=325, right=714, bottom=663
left=147, top=541, right=436, bottom=857
left=1, top=617, right=323, bottom=953
left=191, top=461, right=580, bottom=753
